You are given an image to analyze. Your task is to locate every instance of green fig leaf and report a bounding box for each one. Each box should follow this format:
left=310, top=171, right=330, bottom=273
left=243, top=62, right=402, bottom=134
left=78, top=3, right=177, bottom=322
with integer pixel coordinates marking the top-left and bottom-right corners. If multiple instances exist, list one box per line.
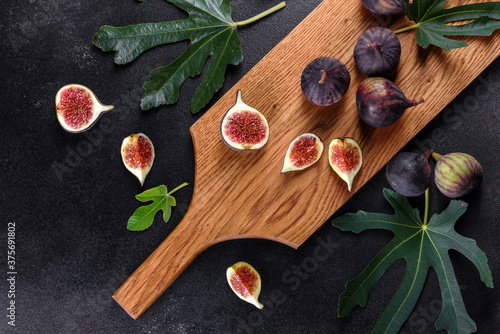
left=332, top=188, right=493, bottom=334
left=404, top=0, right=500, bottom=50
left=127, top=183, right=188, bottom=231
left=93, top=0, right=285, bottom=113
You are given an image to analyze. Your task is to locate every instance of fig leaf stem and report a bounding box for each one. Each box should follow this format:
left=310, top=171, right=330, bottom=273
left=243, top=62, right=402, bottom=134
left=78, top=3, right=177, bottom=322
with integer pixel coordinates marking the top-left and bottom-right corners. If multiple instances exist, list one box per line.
left=233, top=2, right=286, bottom=27
left=423, top=188, right=429, bottom=226
left=168, top=182, right=189, bottom=195
left=393, top=24, right=419, bottom=35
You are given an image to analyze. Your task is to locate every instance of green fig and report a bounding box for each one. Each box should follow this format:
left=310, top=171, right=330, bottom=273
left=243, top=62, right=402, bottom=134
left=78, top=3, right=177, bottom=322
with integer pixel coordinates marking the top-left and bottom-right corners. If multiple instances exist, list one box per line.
left=432, top=152, right=483, bottom=198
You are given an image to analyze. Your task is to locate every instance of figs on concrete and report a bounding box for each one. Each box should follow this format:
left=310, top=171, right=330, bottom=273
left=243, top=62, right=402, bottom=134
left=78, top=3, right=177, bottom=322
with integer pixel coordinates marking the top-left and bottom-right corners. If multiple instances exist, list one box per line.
left=301, top=57, right=350, bottom=106
left=220, top=90, right=269, bottom=151
left=432, top=152, right=483, bottom=198
left=329, top=137, right=362, bottom=192
left=226, top=261, right=263, bottom=309
left=386, top=150, right=432, bottom=197
left=281, top=133, right=324, bottom=173
left=56, top=84, right=114, bottom=133
left=121, top=133, right=155, bottom=186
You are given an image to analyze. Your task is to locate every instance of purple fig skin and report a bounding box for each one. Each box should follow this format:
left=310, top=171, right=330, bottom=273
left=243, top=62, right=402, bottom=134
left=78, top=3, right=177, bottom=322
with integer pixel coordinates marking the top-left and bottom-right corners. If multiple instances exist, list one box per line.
left=433, top=152, right=483, bottom=198
left=361, top=0, right=406, bottom=15
left=386, top=150, right=432, bottom=197
left=356, top=77, right=423, bottom=128
left=301, top=57, right=351, bottom=106
left=354, top=27, right=401, bottom=77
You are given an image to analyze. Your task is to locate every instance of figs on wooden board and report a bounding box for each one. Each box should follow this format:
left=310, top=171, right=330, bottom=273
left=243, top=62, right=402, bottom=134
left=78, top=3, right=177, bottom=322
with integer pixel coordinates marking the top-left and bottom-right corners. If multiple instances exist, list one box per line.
left=360, top=0, right=406, bottom=15
left=329, top=138, right=362, bottom=192
left=56, top=84, right=114, bottom=133
left=386, top=150, right=432, bottom=197
left=220, top=90, right=269, bottom=151
left=281, top=133, right=324, bottom=173
left=226, top=262, right=264, bottom=309
left=354, top=27, right=401, bottom=77
left=121, top=133, right=155, bottom=186
left=433, top=152, right=483, bottom=198
left=301, top=57, right=350, bottom=106
left=356, top=77, right=423, bottom=128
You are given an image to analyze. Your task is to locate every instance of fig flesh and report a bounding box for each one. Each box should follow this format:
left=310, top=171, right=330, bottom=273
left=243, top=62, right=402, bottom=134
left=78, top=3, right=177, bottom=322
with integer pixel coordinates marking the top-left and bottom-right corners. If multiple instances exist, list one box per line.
left=281, top=133, right=324, bottom=173
left=354, top=27, right=401, bottom=77
left=220, top=90, right=269, bottom=151
left=226, top=262, right=263, bottom=309
left=432, top=152, right=483, bottom=198
left=386, top=150, right=432, bottom=197
left=121, top=133, right=155, bottom=186
left=55, top=84, right=114, bottom=133
left=356, top=77, right=423, bottom=128
left=301, top=57, right=350, bottom=106
left=328, top=138, right=362, bottom=191
left=360, top=0, right=406, bottom=15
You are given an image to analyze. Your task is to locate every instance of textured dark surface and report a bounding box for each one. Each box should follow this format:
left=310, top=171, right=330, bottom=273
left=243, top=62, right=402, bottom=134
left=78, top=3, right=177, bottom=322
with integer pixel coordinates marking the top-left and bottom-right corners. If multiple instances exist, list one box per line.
left=1, top=0, right=499, bottom=333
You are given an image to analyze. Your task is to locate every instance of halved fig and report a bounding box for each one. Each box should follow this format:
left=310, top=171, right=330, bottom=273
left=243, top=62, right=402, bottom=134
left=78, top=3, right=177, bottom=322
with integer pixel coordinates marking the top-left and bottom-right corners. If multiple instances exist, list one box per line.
left=220, top=90, right=269, bottom=151
left=329, top=137, right=363, bottom=191
left=121, top=133, right=155, bottom=186
left=226, top=261, right=264, bottom=309
left=281, top=133, right=324, bottom=173
left=55, top=84, right=114, bottom=133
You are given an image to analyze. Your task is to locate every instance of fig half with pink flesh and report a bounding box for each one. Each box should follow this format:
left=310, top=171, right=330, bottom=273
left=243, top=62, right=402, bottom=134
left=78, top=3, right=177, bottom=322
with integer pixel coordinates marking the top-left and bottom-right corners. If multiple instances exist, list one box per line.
left=226, top=261, right=264, bottom=309
left=220, top=90, right=269, bottom=151
left=281, top=133, right=324, bottom=173
left=56, top=84, right=114, bottom=133
left=329, top=137, right=363, bottom=192
left=121, top=133, right=155, bottom=186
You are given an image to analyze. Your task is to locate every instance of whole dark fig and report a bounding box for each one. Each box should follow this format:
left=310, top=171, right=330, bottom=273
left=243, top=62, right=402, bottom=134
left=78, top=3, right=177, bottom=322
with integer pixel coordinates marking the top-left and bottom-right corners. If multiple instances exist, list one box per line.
left=354, top=27, right=401, bottom=77
left=301, top=57, right=350, bottom=106
left=356, top=77, right=423, bottom=128
left=386, top=150, right=432, bottom=197
left=361, top=0, right=406, bottom=15
left=432, top=152, right=483, bottom=198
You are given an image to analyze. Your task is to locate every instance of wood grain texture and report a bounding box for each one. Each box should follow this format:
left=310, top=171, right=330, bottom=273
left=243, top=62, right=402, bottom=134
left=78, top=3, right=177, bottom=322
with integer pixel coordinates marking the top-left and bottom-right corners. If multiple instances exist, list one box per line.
left=113, top=0, right=500, bottom=319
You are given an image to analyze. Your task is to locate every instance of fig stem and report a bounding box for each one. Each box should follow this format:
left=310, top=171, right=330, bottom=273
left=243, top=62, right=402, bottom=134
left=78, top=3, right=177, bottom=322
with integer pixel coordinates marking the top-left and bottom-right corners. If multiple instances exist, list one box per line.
left=233, top=2, right=286, bottom=27
left=168, top=182, right=189, bottom=195
left=423, top=188, right=429, bottom=226
left=319, top=70, right=328, bottom=84
left=393, top=24, right=419, bottom=35
left=432, top=152, right=442, bottom=161
left=411, top=99, right=424, bottom=106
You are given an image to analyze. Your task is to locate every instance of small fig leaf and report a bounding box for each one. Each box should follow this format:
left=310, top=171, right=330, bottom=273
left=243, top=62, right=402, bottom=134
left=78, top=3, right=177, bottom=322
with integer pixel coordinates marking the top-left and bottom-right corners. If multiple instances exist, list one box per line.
left=127, top=183, right=188, bottom=231
left=404, top=0, right=500, bottom=50
left=332, top=189, right=493, bottom=333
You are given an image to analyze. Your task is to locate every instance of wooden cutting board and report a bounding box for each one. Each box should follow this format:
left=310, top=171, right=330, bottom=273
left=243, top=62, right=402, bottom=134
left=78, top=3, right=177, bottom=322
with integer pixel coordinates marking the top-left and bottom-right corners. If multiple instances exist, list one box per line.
left=113, top=0, right=500, bottom=319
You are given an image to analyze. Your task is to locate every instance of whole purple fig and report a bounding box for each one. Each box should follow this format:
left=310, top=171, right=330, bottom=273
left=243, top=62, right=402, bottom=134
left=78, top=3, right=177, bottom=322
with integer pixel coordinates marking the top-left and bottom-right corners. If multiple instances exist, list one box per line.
left=361, top=0, right=406, bottom=15
left=386, top=150, right=432, bottom=197
left=356, top=77, right=423, bottom=128
left=432, top=152, right=483, bottom=198
left=354, top=27, right=401, bottom=77
left=301, top=57, right=350, bottom=106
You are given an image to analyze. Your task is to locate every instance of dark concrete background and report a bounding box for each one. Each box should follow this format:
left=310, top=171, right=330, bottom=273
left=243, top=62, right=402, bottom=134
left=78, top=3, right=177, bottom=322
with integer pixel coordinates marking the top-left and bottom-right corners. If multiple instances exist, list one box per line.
left=1, top=0, right=499, bottom=333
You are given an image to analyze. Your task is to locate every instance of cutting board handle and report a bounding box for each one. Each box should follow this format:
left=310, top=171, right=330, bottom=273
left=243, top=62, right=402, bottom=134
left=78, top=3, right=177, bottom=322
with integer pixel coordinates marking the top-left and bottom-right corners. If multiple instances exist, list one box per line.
left=113, top=208, right=210, bottom=319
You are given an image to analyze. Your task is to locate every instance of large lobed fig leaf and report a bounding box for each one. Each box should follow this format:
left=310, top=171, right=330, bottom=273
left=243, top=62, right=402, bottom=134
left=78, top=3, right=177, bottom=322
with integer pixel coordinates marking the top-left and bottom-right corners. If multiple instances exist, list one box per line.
left=93, top=0, right=285, bottom=113
left=405, top=0, right=500, bottom=50
left=332, top=189, right=493, bottom=334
